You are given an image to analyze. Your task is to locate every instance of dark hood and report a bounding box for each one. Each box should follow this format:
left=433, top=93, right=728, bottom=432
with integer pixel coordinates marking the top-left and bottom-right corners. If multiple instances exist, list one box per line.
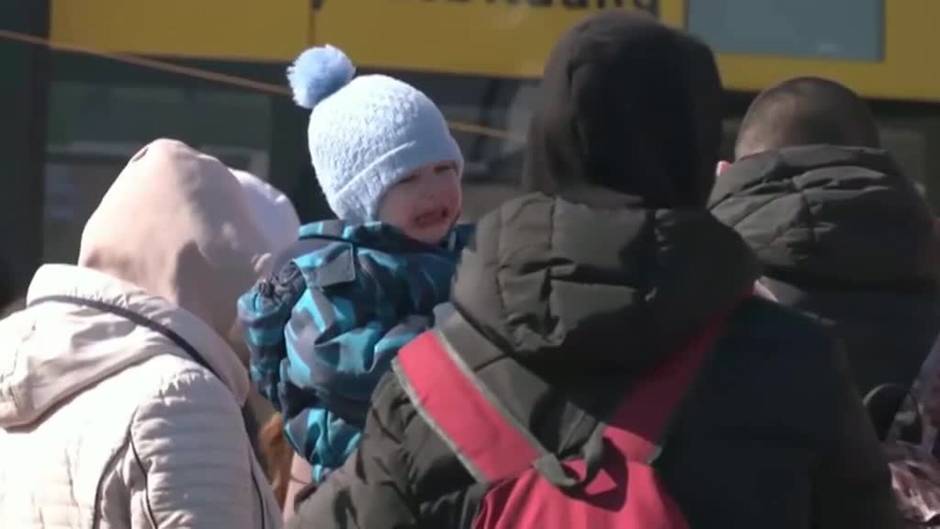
left=451, top=192, right=758, bottom=375
left=710, top=145, right=938, bottom=287
left=523, top=12, right=723, bottom=209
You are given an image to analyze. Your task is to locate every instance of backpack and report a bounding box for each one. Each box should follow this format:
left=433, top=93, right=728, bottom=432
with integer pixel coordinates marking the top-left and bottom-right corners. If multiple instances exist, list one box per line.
left=394, top=313, right=732, bottom=529
left=868, top=339, right=940, bottom=528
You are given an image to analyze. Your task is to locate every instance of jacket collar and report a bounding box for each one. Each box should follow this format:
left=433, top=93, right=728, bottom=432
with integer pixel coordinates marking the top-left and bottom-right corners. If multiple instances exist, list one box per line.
left=299, top=220, right=473, bottom=255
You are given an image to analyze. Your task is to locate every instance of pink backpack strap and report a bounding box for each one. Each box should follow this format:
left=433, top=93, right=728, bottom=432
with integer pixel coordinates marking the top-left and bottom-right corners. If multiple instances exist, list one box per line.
left=602, top=313, right=732, bottom=464
left=394, top=299, right=744, bottom=487
left=394, top=331, right=545, bottom=484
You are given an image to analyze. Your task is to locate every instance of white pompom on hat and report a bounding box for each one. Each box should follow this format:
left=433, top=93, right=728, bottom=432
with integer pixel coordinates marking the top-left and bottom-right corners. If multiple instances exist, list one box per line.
left=287, top=45, right=463, bottom=222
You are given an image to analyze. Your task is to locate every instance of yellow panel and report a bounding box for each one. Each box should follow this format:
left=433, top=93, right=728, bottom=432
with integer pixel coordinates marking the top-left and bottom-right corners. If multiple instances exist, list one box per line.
left=311, top=2, right=677, bottom=79
left=718, top=1, right=940, bottom=102
left=48, top=1, right=940, bottom=102
left=50, top=0, right=310, bottom=62
left=312, top=0, right=940, bottom=102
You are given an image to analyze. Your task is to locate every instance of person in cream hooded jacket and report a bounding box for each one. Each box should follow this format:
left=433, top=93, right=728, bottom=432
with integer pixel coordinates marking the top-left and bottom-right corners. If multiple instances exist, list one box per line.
left=0, top=139, right=282, bottom=528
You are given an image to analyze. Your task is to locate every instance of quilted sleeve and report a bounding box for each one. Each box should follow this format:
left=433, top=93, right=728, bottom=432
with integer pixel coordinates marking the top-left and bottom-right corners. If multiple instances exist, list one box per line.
left=127, top=369, right=278, bottom=529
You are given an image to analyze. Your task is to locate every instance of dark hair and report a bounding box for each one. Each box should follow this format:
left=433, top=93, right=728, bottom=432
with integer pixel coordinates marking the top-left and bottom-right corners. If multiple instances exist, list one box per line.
left=735, top=77, right=880, bottom=159
left=0, top=296, right=26, bottom=320
left=523, top=12, right=723, bottom=208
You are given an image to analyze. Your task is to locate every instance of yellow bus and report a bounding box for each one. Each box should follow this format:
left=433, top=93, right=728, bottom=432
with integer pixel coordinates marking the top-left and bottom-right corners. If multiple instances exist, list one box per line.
left=9, top=0, right=940, bottom=275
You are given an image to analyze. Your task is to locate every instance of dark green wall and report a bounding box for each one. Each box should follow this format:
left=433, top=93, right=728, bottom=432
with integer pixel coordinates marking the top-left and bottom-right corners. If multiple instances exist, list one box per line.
left=0, top=0, right=50, bottom=302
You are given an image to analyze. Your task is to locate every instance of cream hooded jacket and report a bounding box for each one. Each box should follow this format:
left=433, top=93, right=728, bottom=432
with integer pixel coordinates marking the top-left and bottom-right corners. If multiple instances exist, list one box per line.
left=0, top=139, right=281, bottom=528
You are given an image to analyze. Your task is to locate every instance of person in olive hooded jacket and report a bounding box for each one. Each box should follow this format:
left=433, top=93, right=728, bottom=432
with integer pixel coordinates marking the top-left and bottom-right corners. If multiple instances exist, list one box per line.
left=288, top=13, right=900, bottom=529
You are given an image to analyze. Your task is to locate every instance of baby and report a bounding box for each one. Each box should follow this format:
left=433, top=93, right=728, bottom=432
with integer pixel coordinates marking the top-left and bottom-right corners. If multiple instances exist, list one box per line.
left=239, top=45, right=472, bottom=481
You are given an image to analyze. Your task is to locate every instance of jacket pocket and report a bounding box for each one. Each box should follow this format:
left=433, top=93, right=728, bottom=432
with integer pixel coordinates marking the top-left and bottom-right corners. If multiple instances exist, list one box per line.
left=297, top=243, right=357, bottom=289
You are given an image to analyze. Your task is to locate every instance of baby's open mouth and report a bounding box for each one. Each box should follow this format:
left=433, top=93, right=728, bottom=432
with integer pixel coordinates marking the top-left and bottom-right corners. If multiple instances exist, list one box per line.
left=413, top=207, right=451, bottom=229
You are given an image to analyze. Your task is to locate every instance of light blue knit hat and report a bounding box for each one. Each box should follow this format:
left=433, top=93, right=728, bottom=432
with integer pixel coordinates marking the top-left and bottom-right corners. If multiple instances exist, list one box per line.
left=288, top=45, right=464, bottom=222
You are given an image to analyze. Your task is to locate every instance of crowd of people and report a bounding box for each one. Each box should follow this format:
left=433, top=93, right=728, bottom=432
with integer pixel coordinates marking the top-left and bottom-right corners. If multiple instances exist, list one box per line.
left=2, top=10, right=939, bottom=529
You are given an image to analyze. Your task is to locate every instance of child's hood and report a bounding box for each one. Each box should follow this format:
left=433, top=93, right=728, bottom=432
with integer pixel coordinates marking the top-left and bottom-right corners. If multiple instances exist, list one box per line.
left=78, top=139, right=273, bottom=338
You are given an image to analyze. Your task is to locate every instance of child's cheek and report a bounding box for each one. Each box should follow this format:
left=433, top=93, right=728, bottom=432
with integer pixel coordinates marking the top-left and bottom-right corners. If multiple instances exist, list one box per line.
left=377, top=189, right=412, bottom=228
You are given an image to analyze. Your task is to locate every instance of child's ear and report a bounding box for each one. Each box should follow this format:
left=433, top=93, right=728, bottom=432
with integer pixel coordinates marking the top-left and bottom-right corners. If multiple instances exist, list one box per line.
left=716, top=160, right=732, bottom=176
